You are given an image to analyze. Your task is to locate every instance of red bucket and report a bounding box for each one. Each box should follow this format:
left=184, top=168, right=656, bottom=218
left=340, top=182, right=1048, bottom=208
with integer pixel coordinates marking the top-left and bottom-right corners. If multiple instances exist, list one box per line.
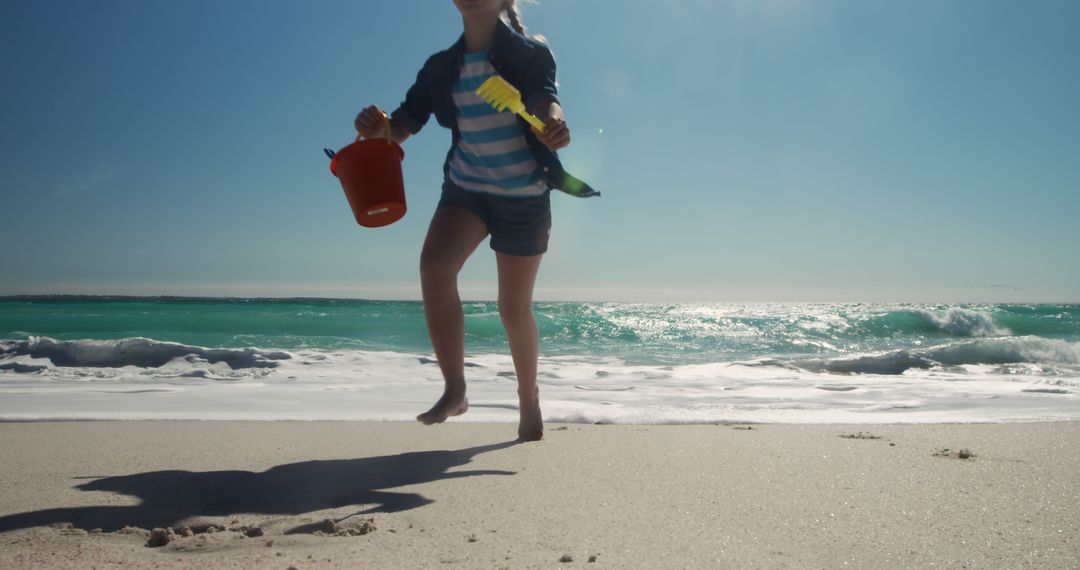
left=330, top=133, right=406, bottom=228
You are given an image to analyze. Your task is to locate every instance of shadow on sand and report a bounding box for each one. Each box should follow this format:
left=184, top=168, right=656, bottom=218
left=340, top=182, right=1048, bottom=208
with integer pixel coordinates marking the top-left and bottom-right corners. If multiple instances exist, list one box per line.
left=0, top=440, right=517, bottom=533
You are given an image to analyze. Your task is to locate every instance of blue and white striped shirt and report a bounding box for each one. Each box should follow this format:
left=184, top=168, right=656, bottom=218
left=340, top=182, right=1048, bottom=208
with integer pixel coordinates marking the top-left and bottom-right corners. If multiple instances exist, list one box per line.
left=447, top=49, right=547, bottom=197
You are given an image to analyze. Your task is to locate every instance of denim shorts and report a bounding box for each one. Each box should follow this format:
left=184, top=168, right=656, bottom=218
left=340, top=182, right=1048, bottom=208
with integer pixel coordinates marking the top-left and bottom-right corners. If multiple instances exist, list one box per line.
left=438, top=179, right=551, bottom=257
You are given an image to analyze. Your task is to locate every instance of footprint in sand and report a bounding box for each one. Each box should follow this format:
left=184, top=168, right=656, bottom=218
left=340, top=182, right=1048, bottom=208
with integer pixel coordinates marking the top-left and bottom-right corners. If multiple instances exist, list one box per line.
left=933, top=448, right=976, bottom=459
left=1021, top=388, right=1071, bottom=394
left=574, top=385, right=634, bottom=392
left=838, top=432, right=883, bottom=440
left=417, top=358, right=480, bottom=368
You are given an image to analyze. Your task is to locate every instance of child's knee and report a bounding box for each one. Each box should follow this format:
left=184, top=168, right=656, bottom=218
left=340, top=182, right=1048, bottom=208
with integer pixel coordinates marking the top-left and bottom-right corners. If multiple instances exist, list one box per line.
left=419, top=251, right=457, bottom=285
left=498, top=300, right=534, bottom=327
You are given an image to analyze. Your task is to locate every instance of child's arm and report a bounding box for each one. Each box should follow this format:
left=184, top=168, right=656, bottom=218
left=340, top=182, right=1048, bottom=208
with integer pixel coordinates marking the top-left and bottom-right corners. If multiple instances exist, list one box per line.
left=521, top=43, right=568, bottom=151
left=530, top=99, right=570, bottom=151
left=355, top=105, right=412, bottom=145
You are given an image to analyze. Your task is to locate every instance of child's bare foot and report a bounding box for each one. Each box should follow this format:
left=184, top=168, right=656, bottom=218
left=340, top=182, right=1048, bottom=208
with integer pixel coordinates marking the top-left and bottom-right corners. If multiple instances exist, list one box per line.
left=417, top=388, right=468, bottom=425
left=517, top=389, right=543, bottom=442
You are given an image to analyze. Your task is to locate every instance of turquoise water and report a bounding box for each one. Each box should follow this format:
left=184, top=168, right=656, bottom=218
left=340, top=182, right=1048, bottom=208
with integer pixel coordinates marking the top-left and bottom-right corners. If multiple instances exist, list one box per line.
left=3, top=298, right=1079, bottom=423
left=2, top=297, right=1078, bottom=367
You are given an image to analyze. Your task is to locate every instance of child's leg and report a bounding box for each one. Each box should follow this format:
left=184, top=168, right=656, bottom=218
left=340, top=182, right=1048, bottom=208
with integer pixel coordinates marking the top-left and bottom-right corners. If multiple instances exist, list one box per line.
left=417, top=206, right=489, bottom=425
left=495, top=252, right=544, bottom=441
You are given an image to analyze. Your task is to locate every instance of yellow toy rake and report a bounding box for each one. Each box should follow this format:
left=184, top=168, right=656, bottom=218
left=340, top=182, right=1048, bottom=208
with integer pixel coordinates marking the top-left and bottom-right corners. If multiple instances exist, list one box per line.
left=475, top=76, right=546, bottom=132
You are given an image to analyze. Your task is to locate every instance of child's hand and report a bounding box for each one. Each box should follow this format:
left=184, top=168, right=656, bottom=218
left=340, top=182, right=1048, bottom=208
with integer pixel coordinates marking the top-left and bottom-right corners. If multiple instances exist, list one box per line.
left=533, top=117, right=570, bottom=151
left=355, top=105, right=389, bottom=139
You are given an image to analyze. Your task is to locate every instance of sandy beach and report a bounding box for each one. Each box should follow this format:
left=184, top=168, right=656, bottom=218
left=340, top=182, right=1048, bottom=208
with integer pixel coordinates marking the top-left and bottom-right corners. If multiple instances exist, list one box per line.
left=0, top=420, right=1077, bottom=568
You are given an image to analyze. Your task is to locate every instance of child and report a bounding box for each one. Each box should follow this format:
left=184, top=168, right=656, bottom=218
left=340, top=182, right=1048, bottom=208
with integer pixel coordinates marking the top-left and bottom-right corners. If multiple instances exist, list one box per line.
left=355, top=0, right=596, bottom=442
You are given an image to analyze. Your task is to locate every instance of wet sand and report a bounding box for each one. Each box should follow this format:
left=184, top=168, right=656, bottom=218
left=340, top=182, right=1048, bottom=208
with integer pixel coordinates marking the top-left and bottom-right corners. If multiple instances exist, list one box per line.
left=1, top=421, right=1078, bottom=568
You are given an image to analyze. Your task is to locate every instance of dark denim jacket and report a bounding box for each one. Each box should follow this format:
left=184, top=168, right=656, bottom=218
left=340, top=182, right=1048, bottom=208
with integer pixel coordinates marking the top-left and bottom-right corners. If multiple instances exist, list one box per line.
left=390, top=20, right=599, bottom=198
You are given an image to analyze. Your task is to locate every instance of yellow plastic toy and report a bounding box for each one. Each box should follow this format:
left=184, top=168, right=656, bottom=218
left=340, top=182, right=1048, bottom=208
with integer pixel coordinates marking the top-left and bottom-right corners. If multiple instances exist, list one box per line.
left=475, top=76, right=546, bottom=132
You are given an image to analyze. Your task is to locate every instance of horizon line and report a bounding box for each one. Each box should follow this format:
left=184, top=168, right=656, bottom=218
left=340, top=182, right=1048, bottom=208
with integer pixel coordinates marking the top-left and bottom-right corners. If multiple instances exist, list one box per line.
left=2, top=293, right=1077, bottom=306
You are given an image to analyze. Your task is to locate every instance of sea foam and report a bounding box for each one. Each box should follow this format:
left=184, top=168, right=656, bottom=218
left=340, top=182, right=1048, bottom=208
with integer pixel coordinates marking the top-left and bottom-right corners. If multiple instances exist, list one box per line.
left=1, top=336, right=1077, bottom=424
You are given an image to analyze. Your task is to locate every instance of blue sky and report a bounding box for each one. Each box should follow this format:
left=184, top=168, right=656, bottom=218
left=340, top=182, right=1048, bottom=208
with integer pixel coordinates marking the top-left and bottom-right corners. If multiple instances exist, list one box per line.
left=2, top=0, right=1077, bottom=302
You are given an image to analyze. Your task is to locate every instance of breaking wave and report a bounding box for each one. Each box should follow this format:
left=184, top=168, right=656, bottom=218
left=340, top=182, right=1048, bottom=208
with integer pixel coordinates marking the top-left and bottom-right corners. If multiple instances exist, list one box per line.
left=870, top=307, right=1009, bottom=337
left=0, top=337, right=290, bottom=370
left=795, top=336, right=1080, bottom=376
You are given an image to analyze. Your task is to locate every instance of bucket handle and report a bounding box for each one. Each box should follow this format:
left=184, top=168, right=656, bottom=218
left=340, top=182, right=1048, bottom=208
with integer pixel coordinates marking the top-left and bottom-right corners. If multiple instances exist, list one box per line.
left=355, top=113, right=393, bottom=146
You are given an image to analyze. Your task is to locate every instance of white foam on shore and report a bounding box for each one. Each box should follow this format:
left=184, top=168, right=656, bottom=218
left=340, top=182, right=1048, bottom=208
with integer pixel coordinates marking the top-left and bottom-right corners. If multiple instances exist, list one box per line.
left=1, top=338, right=1078, bottom=424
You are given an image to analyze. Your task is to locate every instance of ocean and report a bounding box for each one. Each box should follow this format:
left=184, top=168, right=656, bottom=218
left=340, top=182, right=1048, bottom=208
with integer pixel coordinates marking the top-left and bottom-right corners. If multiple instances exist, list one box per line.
left=1, top=297, right=1078, bottom=423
